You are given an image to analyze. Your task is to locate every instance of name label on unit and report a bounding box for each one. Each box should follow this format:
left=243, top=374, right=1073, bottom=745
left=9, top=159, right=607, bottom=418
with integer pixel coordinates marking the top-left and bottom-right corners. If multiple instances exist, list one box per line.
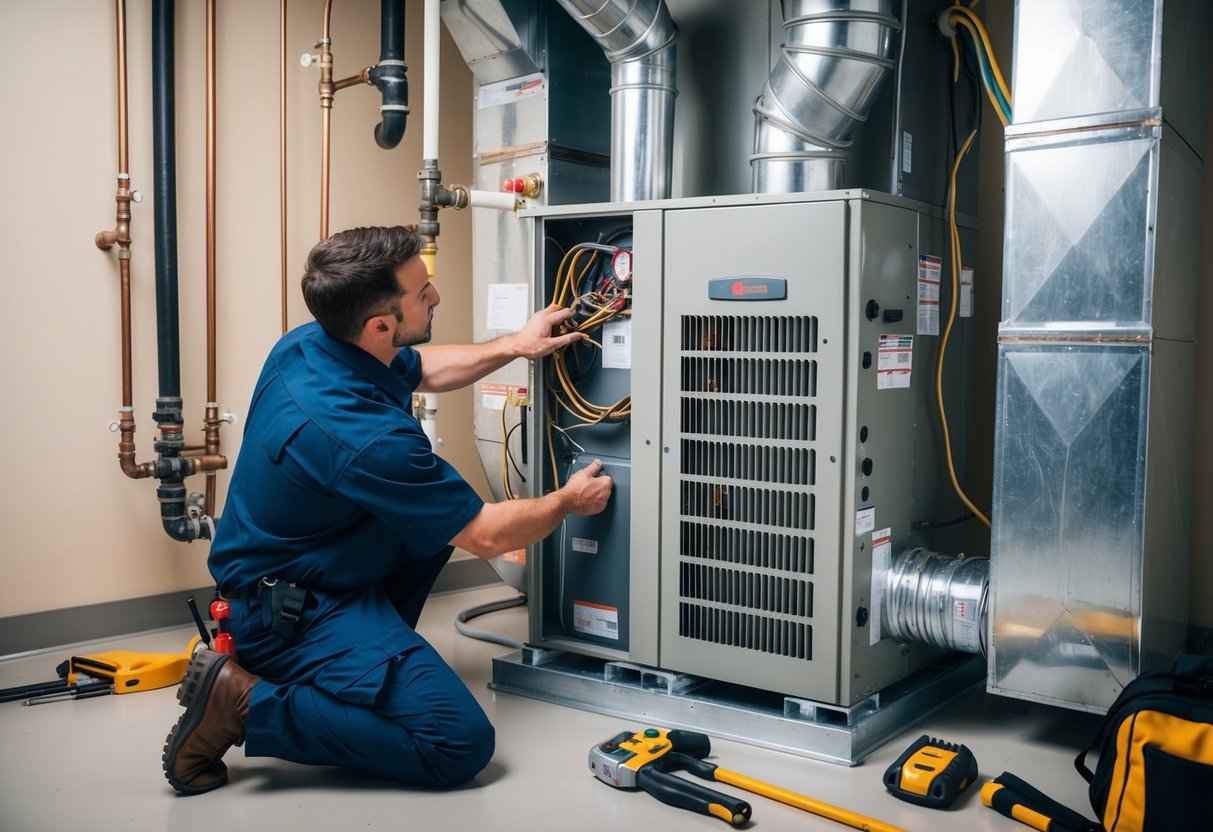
left=707, top=276, right=787, bottom=301
left=571, top=537, right=599, bottom=554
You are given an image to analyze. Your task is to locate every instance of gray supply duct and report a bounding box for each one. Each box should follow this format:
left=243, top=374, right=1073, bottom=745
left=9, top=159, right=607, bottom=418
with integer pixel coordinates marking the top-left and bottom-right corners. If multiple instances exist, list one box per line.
left=555, top=0, right=677, bottom=201
left=752, top=0, right=900, bottom=194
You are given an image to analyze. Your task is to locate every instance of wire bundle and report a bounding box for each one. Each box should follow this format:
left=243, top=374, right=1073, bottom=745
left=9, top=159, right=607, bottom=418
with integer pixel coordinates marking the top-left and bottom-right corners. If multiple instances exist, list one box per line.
left=544, top=242, right=633, bottom=486
left=942, top=2, right=1012, bottom=127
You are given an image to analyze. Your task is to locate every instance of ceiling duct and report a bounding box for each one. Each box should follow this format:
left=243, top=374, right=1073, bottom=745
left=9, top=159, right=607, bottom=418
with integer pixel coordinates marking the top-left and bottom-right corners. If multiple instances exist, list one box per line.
left=752, top=0, right=900, bottom=194
left=554, top=0, right=677, bottom=201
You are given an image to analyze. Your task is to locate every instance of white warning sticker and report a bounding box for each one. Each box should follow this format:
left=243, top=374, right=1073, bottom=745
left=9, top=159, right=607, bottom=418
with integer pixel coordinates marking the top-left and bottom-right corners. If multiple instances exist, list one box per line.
left=917, top=254, right=941, bottom=335
left=855, top=505, right=876, bottom=536
left=877, top=334, right=913, bottom=389
left=952, top=596, right=982, bottom=653
left=869, top=527, right=892, bottom=646
left=960, top=267, right=974, bottom=318
left=573, top=601, right=619, bottom=640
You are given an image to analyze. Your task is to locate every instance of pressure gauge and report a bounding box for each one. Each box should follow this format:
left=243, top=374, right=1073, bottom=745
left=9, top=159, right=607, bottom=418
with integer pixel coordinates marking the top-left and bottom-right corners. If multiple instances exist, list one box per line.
left=611, top=248, right=633, bottom=283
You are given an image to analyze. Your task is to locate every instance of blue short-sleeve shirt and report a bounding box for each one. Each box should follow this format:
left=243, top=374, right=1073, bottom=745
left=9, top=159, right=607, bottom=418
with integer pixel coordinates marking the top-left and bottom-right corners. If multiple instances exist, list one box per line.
left=209, top=322, right=484, bottom=593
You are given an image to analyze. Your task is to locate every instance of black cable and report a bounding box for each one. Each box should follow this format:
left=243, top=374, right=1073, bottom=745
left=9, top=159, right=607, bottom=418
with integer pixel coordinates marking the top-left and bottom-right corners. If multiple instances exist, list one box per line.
left=504, top=421, right=526, bottom=483
left=912, top=512, right=984, bottom=530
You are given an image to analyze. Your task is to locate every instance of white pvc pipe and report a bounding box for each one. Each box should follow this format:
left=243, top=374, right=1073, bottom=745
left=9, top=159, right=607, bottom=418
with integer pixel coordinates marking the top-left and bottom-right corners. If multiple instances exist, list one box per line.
left=467, top=189, right=519, bottom=211
left=423, top=0, right=440, bottom=161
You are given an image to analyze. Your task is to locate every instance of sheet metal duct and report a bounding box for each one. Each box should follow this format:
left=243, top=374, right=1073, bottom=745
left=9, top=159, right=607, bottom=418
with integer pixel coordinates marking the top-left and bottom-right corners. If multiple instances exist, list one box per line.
left=989, top=0, right=1209, bottom=712
left=554, top=0, right=678, bottom=201
left=752, top=0, right=900, bottom=193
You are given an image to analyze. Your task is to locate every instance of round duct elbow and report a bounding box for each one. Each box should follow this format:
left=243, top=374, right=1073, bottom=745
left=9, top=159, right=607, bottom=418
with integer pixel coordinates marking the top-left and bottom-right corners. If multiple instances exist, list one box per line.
left=556, top=0, right=678, bottom=202
left=752, top=0, right=901, bottom=194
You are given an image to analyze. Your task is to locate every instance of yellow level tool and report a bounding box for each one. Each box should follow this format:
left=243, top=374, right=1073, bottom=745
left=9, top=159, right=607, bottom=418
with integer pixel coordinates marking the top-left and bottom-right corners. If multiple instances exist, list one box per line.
left=68, top=635, right=200, bottom=694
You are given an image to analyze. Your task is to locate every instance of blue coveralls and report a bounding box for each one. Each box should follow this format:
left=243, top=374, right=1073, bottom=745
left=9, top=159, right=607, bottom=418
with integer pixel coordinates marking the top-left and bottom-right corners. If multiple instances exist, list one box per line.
left=208, top=322, right=491, bottom=787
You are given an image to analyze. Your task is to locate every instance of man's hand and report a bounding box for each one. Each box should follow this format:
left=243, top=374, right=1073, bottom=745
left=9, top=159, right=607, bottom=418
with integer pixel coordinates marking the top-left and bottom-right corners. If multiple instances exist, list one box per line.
left=562, top=459, right=614, bottom=516
left=511, top=304, right=584, bottom=360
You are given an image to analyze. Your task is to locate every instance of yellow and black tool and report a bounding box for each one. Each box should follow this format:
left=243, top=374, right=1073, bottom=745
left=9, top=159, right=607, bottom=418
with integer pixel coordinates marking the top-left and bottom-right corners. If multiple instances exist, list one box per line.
left=882, top=734, right=978, bottom=809
left=589, top=728, right=907, bottom=831
left=67, top=635, right=201, bottom=694
left=980, top=772, right=1102, bottom=832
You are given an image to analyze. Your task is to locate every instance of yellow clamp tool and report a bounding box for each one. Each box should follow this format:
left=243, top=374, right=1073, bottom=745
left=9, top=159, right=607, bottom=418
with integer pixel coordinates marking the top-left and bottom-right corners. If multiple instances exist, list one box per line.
left=68, top=635, right=201, bottom=694
left=589, top=727, right=907, bottom=831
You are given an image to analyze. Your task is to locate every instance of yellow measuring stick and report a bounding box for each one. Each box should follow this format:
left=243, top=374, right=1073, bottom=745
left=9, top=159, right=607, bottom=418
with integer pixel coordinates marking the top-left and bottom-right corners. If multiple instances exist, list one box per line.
left=715, top=768, right=908, bottom=832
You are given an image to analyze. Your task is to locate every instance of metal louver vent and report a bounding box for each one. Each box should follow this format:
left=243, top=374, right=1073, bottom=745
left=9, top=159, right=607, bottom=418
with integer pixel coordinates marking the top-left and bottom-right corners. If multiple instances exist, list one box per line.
left=677, top=315, right=817, bottom=660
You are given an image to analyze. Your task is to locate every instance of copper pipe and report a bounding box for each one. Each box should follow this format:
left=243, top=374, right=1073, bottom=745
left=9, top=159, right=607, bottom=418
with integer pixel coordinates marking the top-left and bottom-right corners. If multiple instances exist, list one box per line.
left=204, top=0, right=228, bottom=515
left=97, top=0, right=144, bottom=479
left=319, top=0, right=334, bottom=240
left=280, top=0, right=289, bottom=333
left=315, top=0, right=373, bottom=241
left=115, top=0, right=129, bottom=174
left=334, top=69, right=372, bottom=91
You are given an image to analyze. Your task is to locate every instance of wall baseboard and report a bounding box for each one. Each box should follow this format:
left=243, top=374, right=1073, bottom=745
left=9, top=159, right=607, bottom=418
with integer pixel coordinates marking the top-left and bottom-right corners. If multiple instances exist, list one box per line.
left=0, top=557, right=500, bottom=658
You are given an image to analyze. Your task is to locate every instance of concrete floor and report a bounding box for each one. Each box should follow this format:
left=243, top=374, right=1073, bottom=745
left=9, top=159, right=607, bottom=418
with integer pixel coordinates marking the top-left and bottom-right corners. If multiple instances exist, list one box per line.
left=0, top=584, right=1106, bottom=832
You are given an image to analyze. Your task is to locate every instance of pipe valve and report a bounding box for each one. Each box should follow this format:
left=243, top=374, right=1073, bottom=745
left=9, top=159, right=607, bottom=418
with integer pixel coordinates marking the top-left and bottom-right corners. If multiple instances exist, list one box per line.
left=504, top=173, right=543, bottom=200
left=300, top=52, right=321, bottom=68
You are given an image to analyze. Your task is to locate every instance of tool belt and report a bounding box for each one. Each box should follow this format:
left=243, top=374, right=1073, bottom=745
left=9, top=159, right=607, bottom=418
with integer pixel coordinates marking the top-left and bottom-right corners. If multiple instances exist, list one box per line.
left=228, top=578, right=311, bottom=643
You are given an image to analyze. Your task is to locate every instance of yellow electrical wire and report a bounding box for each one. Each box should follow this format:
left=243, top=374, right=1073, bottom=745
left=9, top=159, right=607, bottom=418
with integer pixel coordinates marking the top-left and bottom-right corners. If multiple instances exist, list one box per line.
left=944, top=4, right=1012, bottom=128
left=543, top=241, right=634, bottom=489
left=500, top=397, right=518, bottom=500
left=947, top=4, right=1011, bottom=105
left=938, top=127, right=992, bottom=529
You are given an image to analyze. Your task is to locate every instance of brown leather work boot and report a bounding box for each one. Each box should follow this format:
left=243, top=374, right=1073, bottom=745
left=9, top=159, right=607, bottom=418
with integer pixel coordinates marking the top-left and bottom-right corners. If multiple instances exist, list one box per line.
left=162, top=650, right=260, bottom=795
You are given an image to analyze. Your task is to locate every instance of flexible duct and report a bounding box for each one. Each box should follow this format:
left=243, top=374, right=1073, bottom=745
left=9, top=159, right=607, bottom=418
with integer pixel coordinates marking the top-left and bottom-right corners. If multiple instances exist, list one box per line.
left=752, top=0, right=901, bottom=193
left=555, top=0, right=678, bottom=202
left=884, top=548, right=989, bottom=657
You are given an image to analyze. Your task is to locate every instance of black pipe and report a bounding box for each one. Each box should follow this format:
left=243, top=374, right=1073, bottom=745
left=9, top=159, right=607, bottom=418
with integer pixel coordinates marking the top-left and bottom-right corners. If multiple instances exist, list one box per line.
left=152, top=0, right=202, bottom=543
left=152, top=0, right=181, bottom=398
left=368, top=0, right=408, bottom=149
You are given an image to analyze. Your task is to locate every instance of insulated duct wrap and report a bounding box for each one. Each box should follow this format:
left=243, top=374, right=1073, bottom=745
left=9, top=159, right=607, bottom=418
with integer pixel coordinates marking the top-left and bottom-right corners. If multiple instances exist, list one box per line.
left=555, top=0, right=677, bottom=201
left=752, top=0, right=900, bottom=193
left=884, top=548, right=989, bottom=656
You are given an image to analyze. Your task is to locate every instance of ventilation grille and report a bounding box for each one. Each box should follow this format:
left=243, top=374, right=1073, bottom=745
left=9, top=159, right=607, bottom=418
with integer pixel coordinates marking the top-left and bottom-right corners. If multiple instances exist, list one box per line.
left=681, top=357, right=816, bottom=396
left=680, top=482, right=813, bottom=529
left=681, top=439, right=814, bottom=484
left=680, top=400, right=815, bottom=441
left=681, top=314, right=817, bottom=353
left=677, top=315, right=817, bottom=661
left=679, top=521, right=813, bottom=573
left=680, top=562, right=812, bottom=617
left=678, top=603, right=812, bottom=659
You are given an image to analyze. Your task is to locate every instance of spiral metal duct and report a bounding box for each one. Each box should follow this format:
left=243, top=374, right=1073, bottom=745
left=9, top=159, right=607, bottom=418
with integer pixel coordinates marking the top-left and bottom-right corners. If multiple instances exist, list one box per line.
left=555, top=0, right=678, bottom=202
left=885, top=548, right=990, bottom=657
left=752, top=0, right=901, bottom=194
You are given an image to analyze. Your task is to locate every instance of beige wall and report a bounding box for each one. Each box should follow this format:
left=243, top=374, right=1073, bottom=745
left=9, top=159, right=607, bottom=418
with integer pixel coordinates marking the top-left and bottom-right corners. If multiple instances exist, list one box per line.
left=1, top=0, right=483, bottom=617
left=2, top=1, right=1210, bottom=631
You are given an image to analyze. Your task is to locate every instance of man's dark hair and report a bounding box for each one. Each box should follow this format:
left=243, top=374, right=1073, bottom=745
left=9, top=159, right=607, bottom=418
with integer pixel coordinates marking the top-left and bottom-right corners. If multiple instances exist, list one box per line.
left=301, top=226, right=423, bottom=342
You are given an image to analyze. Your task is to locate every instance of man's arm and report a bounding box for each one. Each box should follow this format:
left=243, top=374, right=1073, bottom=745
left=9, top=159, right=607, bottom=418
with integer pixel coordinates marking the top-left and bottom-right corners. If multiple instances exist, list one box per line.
left=414, top=304, right=582, bottom=393
left=451, top=459, right=613, bottom=558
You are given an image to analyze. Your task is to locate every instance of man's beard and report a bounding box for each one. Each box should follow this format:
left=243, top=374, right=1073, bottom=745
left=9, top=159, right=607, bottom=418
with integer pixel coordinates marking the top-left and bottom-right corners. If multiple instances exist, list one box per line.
left=393, top=313, right=433, bottom=347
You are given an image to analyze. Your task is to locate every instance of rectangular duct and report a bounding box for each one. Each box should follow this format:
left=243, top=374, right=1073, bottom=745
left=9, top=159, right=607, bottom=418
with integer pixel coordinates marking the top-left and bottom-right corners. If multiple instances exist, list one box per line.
left=989, top=0, right=1209, bottom=712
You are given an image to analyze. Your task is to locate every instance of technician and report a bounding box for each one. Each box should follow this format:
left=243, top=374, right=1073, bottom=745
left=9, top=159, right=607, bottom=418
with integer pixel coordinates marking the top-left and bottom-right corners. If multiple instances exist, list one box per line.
left=162, top=225, right=613, bottom=795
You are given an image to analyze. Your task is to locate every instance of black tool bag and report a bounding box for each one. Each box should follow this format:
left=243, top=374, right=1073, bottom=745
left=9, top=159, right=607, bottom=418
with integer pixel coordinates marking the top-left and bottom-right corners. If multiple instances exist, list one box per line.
left=1074, top=655, right=1213, bottom=832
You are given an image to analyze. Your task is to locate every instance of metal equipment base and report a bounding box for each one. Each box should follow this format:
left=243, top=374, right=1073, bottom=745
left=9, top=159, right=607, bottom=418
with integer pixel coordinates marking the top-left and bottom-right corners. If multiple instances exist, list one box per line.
left=491, top=648, right=984, bottom=766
